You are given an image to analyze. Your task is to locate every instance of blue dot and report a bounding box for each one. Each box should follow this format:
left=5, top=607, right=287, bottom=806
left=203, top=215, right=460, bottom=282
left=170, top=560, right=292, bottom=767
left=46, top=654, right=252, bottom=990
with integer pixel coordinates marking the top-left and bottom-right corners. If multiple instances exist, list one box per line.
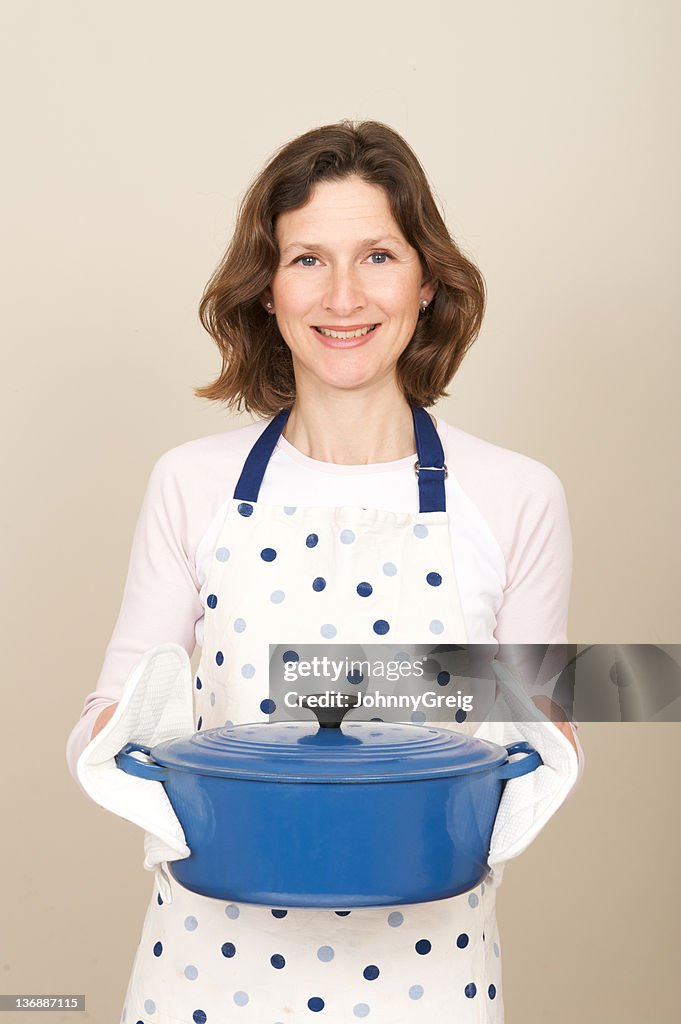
left=261, top=547, right=277, bottom=561
left=184, top=965, right=198, bottom=980
left=270, top=953, right=286, bottom=969
left=195, top=676, right=202, bottom=690
left=221, top=942, right=236, bottom=957
left=207, top=594, right=218, bottom=609
left=409, top=985, right=424, bottom=1000
left=363, top=965, right=380, bottom=980
left=216, top=651, right=224, bottom=666
left=347, top=669, right=364, bottom=684
left=184, top=916, right=198, bottom=931
left=234, top=618, right=246, bottom=632
left=283, top=650, right=299, bottom=663
left=234, top=992, right=249, bottom=1006
left=216, top=547, right=230, bottom=561
left=284, top=506, right=296, bottom=515
left=383, top=562, right=397, bottom=576
left=413, top=524, right=428, bottom=538
left=312, top=577, right=326, bottom=592
left=356, top=582, right=373, bottom=597
left=353, top=1005, right=370, bottom=1018
left=415, top=939, right=431, bottom=955
left=340, top=529, right=356, bottom=544
left=197, top=716, right=203, bottom=730
left=237, top=502, right=253, bottom=517
left=306, top=533, right=319, bottom=547
left=153, top=941, right=162, bottom=957
left=241, top=663, right=255, bottom=678
left=455, top=708, right=468, bottom=723
left=271, top=909, right=288, bottom=918
left=193, top=1013, right=207, bottom=1024
left=271, top=590, right=285, bottom=603
left=437, top=671, right=450, bottom=686
left=494, top=942, right=500, bottom=957
left=426, top=572, right=442, bottom=586
left=456, top=933, right=469, bottom=949
left=260, top=699, right=276, bottom=714
left=321, top=623, right=337, bottom=638
left=465, top=983, right=477, bottom=999
left=387, top=911, right=403, bottom=927
left=308, top=997, right=325, bottom=1012
left=373, top=620, right=390, bottom=635
left=317, top=945, right=335, bottom=962
left=468, top=893, right=479, bottom=908
left=225, top=904, right=240, bottom=919
left=144, top=999, right=156, bottom=1013
left=488, top=984, right=497, bottom=999
left=157, top=893, right=163, bottom=906
left=429, top=620, right=444, bottom=634
left=335, top=910, right=351, bottom=916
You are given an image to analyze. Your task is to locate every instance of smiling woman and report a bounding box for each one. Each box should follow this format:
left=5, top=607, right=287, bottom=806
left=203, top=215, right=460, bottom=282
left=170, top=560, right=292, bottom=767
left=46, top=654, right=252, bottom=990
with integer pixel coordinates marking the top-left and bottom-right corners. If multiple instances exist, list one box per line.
left=68, top=118, right=582, bottom=1024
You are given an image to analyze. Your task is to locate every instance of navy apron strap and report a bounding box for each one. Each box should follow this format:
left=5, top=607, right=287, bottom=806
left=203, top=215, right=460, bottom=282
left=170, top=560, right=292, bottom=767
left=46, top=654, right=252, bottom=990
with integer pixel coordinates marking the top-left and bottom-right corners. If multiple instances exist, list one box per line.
left=233, top=408, right=291, bottom=502
left=412, top=406, right=447, bottom=512
left=233, top=406, right=446, bottom=512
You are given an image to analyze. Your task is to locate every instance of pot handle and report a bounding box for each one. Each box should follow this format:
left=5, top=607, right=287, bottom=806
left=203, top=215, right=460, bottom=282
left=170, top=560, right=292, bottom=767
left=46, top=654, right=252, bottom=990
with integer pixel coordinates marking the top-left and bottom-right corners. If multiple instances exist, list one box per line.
left=115, top=742, right=167, bottom=782
left=497, top=741, right=543, bottom=780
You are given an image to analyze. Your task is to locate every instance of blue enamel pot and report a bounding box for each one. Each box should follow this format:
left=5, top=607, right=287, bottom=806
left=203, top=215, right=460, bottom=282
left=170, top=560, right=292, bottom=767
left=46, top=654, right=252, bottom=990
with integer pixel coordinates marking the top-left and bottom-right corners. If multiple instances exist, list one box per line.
left=115, top=696, right=542, bottom=908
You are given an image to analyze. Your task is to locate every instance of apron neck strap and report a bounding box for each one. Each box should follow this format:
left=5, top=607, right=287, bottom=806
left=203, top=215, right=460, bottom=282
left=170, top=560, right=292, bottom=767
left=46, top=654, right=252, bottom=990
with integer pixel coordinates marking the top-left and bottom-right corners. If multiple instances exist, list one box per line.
left=233, top=406, right=447, bottom=513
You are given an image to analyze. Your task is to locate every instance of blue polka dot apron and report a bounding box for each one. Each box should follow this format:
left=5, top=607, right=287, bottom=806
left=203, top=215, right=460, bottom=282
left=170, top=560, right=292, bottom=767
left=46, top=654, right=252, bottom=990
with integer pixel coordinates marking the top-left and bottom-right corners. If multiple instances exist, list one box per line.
left=121, top=407, right=504, bottom=1024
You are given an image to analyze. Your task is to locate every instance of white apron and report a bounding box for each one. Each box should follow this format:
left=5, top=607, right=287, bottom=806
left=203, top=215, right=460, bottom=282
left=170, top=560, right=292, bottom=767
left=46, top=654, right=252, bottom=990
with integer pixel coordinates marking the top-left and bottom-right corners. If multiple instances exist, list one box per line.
left=121, top=407, right=504, bottom=1024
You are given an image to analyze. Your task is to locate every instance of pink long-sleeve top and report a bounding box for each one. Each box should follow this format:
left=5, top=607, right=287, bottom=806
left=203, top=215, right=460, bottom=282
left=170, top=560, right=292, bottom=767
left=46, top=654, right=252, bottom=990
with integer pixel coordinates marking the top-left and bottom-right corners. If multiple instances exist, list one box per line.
left=66, top=414, right=581, bottom=779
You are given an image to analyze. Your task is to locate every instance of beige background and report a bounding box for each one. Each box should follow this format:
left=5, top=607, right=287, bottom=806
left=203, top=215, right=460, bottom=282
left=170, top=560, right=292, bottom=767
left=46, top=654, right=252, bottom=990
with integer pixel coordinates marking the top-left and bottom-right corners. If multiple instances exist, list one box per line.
left=2, top=0, right=680, bottom=1021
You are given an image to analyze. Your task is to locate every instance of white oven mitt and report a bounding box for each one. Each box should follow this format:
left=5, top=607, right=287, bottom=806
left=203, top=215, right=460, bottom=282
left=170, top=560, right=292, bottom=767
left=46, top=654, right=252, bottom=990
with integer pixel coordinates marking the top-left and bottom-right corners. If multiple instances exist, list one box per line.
left=76, top=643, right=195, bottom=901
left=474, top=658, right=582, bottom=881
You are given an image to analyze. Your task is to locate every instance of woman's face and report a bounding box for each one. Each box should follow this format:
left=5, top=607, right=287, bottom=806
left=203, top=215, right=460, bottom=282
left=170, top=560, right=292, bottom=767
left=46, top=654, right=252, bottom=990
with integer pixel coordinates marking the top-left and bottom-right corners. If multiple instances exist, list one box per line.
left=268, top=175, right=436, bottom=395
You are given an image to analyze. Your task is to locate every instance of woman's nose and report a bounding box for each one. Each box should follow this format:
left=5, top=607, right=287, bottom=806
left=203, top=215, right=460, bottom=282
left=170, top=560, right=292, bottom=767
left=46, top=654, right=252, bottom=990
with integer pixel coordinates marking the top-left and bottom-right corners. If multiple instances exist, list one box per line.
left=322, top=266, right=367, bottom=315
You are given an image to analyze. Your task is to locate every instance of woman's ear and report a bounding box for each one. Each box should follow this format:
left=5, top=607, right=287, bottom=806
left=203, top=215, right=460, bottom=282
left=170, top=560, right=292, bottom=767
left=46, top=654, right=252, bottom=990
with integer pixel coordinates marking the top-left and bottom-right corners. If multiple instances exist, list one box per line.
left=421, top=281, right=438, bottom=307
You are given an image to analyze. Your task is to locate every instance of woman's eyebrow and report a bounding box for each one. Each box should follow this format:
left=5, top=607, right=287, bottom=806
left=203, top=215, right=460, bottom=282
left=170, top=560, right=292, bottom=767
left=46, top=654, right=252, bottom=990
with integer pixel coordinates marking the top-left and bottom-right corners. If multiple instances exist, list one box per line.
left=281, top=235, right=404, bottom=256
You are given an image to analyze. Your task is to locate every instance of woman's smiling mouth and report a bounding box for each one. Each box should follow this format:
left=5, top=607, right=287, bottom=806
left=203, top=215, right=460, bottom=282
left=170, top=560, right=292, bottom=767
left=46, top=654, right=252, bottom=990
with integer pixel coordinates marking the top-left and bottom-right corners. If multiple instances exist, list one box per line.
left=312, top=324, right=381, bottom=347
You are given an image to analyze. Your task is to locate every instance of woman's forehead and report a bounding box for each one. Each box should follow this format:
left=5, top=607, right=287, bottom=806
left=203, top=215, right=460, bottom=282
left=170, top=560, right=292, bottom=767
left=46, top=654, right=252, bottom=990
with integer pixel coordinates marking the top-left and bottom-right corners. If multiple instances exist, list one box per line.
left=275, top=178, right=403, bottom=247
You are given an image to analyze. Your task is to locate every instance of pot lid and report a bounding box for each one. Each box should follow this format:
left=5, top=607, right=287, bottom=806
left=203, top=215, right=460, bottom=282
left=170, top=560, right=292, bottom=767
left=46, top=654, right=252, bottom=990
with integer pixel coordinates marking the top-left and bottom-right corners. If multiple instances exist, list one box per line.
left=149, top=694, right=507, bottom=783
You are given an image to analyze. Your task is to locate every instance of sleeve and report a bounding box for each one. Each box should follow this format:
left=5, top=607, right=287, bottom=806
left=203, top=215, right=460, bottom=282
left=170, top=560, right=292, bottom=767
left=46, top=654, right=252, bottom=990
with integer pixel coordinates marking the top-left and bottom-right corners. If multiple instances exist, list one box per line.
left=492, top=467, right=584, bottom=786
left=65, top=449, right=204, bottom=781
left=493, top=468, right=573, bottom=645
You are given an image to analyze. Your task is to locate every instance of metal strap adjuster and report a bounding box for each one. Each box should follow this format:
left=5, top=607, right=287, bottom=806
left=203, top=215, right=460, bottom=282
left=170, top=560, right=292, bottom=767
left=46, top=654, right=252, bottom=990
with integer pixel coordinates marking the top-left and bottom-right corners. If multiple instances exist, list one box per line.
left=414, top=461, right=448, bottom=479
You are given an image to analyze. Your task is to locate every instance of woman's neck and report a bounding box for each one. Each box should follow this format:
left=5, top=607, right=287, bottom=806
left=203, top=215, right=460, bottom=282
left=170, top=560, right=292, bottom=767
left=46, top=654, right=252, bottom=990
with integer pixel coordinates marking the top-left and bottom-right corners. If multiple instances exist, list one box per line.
left=282, top=390, right=424, bottom=466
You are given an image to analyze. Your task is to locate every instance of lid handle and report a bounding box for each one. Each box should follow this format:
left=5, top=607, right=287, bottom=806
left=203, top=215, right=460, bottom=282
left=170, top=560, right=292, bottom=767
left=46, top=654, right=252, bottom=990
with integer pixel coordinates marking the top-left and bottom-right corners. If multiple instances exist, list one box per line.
left=299, top=692, right=361, bottom=730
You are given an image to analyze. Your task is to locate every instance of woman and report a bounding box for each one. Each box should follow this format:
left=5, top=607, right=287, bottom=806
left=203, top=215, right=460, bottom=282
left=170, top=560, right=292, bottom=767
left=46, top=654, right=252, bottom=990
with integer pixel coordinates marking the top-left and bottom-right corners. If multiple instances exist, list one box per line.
left=67, top=119, right=582, bottom=1023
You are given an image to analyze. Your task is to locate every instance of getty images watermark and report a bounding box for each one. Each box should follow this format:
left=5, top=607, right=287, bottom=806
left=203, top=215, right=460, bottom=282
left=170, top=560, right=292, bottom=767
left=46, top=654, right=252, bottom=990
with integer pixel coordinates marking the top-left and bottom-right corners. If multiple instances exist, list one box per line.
left=280, top=652, right=475, bottom=716
left=267, top=644, right=681, bottom=723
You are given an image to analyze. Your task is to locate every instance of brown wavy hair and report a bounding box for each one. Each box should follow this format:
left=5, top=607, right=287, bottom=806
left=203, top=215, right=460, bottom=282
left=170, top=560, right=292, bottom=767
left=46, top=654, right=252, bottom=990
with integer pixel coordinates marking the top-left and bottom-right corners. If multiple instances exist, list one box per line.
left=196, top=119, right=486, bottom=417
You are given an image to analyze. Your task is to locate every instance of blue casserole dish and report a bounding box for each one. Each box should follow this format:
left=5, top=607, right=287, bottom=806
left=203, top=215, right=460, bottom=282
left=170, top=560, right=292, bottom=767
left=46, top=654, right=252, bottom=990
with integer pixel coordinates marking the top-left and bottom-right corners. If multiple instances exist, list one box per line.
left=115, top=701, right=541, bottom=908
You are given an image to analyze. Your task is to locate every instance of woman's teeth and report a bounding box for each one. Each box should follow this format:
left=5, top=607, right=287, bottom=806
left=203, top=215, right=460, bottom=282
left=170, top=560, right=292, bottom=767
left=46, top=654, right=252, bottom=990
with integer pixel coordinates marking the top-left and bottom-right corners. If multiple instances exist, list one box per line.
left=314, top=324, right=378, bottom=340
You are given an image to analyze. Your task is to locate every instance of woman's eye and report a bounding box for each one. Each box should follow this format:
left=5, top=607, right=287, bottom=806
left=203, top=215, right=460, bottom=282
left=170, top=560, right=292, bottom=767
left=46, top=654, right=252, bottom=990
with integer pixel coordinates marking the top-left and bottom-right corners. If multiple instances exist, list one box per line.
left=292, top=251, right=393, bottom=267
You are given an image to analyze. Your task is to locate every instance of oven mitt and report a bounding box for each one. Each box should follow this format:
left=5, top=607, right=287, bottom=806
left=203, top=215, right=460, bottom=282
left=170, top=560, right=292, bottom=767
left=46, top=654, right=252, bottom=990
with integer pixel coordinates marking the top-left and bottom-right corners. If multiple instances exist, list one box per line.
left=474, top=657, right=583, bottom=880
left=75, top=642, right=195, bottom=901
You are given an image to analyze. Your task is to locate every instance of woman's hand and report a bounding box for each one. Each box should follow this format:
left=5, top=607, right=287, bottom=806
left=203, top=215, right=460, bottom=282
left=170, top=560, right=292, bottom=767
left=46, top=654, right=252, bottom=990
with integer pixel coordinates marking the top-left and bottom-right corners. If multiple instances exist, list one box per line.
left=91, top=703, right=118, bottom=740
